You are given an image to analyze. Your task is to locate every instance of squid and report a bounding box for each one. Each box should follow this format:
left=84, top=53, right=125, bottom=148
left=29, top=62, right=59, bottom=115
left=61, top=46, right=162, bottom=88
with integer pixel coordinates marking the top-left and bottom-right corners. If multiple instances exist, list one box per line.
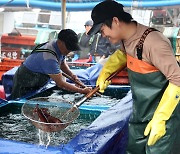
left=33, top=104, right=63, bottom=123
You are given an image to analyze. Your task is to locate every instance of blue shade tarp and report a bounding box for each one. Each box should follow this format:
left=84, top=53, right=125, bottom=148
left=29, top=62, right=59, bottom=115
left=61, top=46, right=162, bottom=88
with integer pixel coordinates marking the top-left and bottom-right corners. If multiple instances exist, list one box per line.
left=1, top=0, right=180, bottom=11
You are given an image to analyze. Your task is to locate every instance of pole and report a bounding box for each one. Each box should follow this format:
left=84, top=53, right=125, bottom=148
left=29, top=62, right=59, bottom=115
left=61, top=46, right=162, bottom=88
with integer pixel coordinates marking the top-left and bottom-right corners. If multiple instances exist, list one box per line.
left=61, top=0, right=66, bottom=29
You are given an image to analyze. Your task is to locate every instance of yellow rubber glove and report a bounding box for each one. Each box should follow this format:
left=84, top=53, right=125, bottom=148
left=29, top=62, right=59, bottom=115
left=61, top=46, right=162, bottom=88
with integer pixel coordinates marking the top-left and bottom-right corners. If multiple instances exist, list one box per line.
left=144, top=82, right=180, bottom=146
left=96, top=49, right=127, bottom=93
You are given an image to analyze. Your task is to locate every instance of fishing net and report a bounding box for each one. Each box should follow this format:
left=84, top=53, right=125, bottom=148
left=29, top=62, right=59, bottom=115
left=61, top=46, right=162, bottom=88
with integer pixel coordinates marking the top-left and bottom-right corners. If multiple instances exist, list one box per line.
left=22, top=97, right=80, bottom=132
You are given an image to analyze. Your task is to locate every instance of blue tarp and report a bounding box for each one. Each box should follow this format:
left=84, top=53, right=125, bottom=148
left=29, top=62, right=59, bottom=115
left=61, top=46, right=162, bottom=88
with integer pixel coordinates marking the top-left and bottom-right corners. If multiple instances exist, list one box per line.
left=0, top=91, right=132, bottom=153
left=67, top=63, right=103, bottom=86
left=1, top=66, right=18, bottom=99
left=0, top=139, right=64, bottom=154
left=69, top=91, right=132, bottom=153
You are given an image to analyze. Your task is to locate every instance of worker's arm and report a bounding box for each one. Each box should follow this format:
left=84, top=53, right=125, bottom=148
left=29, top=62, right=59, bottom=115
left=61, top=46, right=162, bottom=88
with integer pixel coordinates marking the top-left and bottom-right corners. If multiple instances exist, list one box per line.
left=60, top=60, right=84, bottom=86
left=49, top=73, right=91, bottom=94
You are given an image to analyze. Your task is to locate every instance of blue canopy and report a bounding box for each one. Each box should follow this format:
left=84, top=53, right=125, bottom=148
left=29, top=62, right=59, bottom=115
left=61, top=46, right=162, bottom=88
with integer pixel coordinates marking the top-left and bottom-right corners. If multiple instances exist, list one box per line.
left=0, top=0, right=180, bottom=11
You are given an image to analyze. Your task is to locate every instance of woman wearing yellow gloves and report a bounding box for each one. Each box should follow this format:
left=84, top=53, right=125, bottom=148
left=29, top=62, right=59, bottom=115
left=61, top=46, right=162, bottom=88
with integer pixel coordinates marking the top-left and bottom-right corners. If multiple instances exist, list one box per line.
left=88, top=1, right=180, bottom=154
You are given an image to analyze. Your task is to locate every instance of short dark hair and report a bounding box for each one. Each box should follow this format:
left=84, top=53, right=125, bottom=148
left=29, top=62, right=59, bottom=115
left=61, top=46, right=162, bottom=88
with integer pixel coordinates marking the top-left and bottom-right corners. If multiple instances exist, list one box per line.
left=58, top=29, right=80, bottom=51
left=103, top=18, right=113, bottom=29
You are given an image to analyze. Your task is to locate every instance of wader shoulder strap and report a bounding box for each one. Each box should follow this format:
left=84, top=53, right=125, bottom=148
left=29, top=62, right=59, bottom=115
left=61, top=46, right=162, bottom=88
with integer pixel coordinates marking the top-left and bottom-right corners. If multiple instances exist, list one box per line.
left=31, top=42, right=58, bottom=60
left=136, top=28, right=159, bottom=60
left=33, top=42, right=48, bottom=50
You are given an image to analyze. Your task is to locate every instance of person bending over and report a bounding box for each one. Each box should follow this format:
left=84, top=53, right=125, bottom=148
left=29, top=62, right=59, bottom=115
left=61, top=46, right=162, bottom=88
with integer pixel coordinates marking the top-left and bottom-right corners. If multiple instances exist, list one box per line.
left=11, top=29, right=91, bottom=99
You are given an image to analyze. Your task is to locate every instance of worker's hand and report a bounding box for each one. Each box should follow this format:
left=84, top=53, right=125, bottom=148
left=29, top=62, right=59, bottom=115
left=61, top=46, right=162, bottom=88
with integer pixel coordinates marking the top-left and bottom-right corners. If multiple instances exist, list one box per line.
left=81, top=87, right=92, bottom=94
left=96, top=78, right=111, bottom=93
left=72, top=74, right=85, bottom=87
left=144, top=83, right=180, bottom=146
left=96, top=49, right=127, bottom=93
left=71, top=74, right=78, bottom=80
left=144, top=119, right=166, bottom=146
